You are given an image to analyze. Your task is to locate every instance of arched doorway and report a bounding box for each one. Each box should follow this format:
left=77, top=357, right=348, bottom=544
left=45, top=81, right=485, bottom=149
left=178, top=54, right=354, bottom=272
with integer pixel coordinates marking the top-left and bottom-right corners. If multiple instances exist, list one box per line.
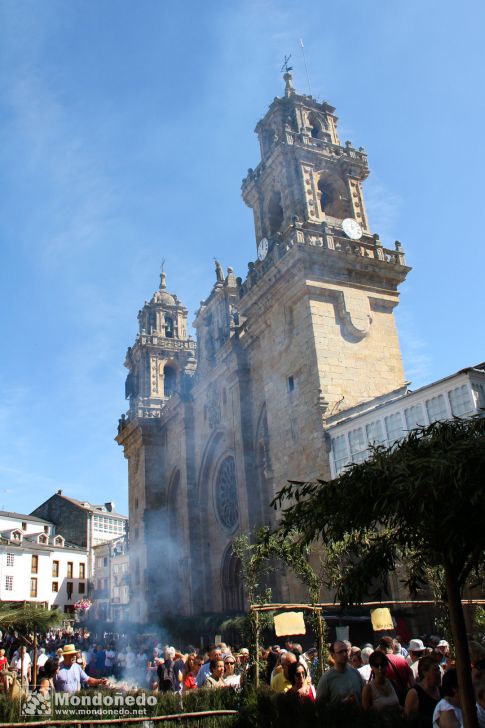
left=221, top=543, right=244, bottom=612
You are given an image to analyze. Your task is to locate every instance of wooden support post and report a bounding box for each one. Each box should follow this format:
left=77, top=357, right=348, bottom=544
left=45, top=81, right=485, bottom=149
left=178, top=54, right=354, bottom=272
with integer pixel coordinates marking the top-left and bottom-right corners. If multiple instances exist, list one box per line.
left=316, top=607, right=325, bottom=680
left=32, top=631, right=38, bottom=690
left=254, top=609, right=259, bottom=690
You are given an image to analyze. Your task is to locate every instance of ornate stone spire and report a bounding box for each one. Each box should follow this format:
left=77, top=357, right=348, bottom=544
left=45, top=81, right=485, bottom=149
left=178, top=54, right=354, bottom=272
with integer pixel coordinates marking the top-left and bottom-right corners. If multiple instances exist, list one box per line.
left=152, top=270, right=175, bottom=306
left=284, top=71, right=294, bottom=97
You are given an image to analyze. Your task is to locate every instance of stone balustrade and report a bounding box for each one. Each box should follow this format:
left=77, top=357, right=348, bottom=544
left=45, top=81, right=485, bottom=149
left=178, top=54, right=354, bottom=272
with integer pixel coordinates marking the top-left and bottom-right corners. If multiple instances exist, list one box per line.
left=239, top=230, right=406, bottom=298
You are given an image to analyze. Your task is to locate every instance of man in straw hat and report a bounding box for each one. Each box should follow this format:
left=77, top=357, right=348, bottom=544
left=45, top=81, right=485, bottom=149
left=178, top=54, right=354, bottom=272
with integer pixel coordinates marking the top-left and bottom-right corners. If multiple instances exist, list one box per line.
left=54, top=645, right=108, bottom=694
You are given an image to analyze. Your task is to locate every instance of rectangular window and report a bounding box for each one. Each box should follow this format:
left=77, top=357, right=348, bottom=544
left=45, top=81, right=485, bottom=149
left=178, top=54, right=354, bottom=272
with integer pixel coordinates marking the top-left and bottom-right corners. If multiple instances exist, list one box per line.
left=348, top=427, right=367, bottom=463
left=404, top=403, right=425, bottom=431
left=448, top=384, right=474, bottom=416
left=67, top=562, right=73, bottom=578
left=426, top=394, right=448, bottom=423
left=6, top=553, right=14, bottom=568
left=472, top=383, right=485, bottom=409
left=44, top=525, right=49, bottom=534
left=332, top=434, right=350, bottom=474
left=22, top=522, right=27, bottom=531
left=287, top=376, right=295, bottom=392
left=30, top=578, right=37, bottom=598
left=79, top=563, right=85, bottom=579
left=385, top=412, right=403, bottom=444
left=31, top=555, right=39, bottom=574
left=52, top=582, right=58, bottom=593
left=103, top=557, right=108, bottom=567
left=78, top=582, right=85, bottom=594
left=365, top=420, right=385, bottom=446
left=66, top=582, right=73, bottom=600
left=5, top=575, right=13, bottom=591
left=64, top=605, right=74, bottom=614
left=52, top=561, right=59, bottom=577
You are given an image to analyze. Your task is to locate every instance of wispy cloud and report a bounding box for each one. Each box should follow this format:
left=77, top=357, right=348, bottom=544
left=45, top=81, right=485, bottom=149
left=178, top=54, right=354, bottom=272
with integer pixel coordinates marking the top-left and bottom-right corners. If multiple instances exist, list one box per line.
left=364, top=176, right=401, bottom=246
left=4, top=65, right=117, bottom=269
left=396, top=310, right=433, bottom=388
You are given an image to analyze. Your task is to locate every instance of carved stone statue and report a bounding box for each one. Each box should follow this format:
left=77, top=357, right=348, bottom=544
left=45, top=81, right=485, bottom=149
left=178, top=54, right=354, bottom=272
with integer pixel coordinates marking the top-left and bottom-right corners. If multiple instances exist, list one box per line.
left=215, top=260, right=224, bottom=283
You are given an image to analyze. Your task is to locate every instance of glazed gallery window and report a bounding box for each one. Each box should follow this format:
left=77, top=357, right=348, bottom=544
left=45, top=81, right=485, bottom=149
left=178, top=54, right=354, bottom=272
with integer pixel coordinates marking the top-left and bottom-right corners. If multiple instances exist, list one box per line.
left=448, top=384, right=474, bottom=416
left=426, top=394, right=448, bottom=422
left=332, top=434, right=349, bottom=474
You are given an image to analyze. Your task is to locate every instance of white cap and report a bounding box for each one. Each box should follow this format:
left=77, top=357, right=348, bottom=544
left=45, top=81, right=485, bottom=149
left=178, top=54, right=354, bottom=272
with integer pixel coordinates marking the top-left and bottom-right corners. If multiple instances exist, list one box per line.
left=437, top=640, right=449, bottom=648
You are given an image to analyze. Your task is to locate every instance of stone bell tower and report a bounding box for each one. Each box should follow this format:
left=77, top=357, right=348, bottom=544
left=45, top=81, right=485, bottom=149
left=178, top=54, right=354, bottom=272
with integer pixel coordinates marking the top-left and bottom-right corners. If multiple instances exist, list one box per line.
left=238, top=72, right=410, bottom=485
left=243, top=70, right=371, bottom=259
left=116, top=272, right=196, bottom=622
left=124, top=271, right=195, bottom=419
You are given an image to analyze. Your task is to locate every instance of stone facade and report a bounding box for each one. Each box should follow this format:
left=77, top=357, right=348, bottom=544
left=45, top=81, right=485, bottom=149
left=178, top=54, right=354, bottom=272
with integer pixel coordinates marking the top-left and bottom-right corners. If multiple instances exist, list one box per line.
left=116, top=73, right=410, bottom=623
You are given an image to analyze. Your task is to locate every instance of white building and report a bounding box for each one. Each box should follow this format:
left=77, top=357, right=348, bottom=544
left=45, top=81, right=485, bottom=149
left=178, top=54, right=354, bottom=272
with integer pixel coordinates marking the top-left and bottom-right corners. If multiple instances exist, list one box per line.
left=31, top=492, right=128, bottom=576
left=0, top=511, right=88, bottom=615
left=327, top=363, right=485, bottom=477
left=92, top=536, right=129, bottom=623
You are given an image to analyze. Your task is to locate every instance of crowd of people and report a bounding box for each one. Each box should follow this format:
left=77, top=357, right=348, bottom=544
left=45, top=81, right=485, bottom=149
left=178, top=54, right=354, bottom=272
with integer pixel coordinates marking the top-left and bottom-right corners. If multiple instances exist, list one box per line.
left=1, top=627, right=485, bottom=726
left=266, top=635, right=485, bottom=727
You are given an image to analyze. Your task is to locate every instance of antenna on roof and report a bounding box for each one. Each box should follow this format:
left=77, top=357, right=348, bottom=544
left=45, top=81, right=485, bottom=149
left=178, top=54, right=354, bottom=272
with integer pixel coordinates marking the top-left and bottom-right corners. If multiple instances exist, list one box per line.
left=299, top=39, right=312, bottom=96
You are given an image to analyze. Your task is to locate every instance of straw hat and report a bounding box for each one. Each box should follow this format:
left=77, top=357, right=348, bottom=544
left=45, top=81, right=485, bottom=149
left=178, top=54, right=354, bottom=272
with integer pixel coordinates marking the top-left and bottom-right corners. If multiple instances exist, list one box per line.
left=61, top=644, right=78, bottom=656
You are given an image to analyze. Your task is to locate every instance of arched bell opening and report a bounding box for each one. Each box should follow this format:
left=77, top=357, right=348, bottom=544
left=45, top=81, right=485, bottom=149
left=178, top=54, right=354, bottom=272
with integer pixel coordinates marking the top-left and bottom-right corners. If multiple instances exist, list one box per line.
left=163, top=364, right=177, bottom=397
left=268, top=190, right=284, bottom=235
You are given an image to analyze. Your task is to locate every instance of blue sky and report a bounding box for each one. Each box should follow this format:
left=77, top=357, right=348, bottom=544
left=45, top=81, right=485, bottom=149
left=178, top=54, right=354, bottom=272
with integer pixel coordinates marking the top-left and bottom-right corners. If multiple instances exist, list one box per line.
left=1, top=0, right=484, bottom=516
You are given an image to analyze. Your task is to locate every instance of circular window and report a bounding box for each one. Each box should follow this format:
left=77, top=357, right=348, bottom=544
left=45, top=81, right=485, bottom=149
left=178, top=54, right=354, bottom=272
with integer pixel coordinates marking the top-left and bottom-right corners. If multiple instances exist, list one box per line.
left=215, top=456, right=239, bottom=531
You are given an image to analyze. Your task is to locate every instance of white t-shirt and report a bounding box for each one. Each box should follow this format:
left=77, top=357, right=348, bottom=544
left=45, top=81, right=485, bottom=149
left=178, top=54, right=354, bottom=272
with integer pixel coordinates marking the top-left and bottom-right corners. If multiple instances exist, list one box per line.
left=358, top=664, right=372, bottom=683
left=10, top=653, right=31, bottom=677
left=105, top=650, right=116, bottom=668
left=411, top=660, right=420, bottom=679
left=433, top=698, right=463, bottom=727
left=224, top=674, right=241, bottom=689
left=37, top=653, right=49, bottom=668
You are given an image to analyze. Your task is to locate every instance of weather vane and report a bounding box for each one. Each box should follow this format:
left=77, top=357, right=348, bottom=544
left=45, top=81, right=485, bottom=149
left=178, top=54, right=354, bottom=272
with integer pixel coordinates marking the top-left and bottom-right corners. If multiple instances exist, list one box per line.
left=281, top=54, right=293, bottom=73
left=160, top=258, right=165, bottom=273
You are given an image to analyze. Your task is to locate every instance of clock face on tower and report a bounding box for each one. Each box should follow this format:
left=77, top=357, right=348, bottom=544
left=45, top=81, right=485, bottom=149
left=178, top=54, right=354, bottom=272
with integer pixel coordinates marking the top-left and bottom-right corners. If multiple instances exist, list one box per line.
left=257, top=237, right=269, bottom=261
left=342, top=218, right=363, bottom=241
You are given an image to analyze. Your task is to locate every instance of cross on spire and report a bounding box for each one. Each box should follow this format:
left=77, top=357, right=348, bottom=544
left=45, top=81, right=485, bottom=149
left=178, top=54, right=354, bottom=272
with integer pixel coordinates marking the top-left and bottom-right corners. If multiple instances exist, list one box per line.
left=280, top=54, right=293, bottom=74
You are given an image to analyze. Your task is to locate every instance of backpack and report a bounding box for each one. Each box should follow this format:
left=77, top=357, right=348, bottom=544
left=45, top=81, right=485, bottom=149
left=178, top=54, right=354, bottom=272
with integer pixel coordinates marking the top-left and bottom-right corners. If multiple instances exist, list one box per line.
left=157, top=660, right=176, bottom=692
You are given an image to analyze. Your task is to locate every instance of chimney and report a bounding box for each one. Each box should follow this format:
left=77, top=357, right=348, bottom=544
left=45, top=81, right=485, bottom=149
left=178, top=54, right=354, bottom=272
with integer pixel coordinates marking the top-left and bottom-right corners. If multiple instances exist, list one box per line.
left=57, top=489, right=63, bottom=495
left=105, top=501, right=115, bottom=513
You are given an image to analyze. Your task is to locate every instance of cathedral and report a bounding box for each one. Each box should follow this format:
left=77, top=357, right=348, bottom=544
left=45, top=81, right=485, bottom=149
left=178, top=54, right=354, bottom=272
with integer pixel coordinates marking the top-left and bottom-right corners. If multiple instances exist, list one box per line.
left=116, top=71, right=410, bottom=623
